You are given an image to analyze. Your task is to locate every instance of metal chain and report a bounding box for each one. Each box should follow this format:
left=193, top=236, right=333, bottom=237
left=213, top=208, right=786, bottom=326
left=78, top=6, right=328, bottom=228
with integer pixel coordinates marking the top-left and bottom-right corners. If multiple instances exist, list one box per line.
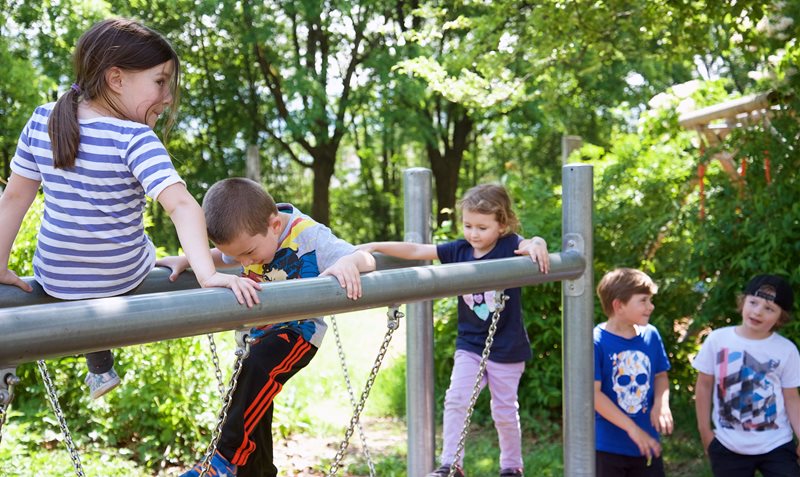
left=37, top=360, right=86, bottom=477
left=448, top=292, right=508, bottom=477
left=198, top=331, right=251, bottom=477
left=326, top=307, right=403, bottom=477
left=206, top=334, right=226, bottom=398
left=330, top=316, right=376, bottom=476
left=0, top=371, right=20, bottom=446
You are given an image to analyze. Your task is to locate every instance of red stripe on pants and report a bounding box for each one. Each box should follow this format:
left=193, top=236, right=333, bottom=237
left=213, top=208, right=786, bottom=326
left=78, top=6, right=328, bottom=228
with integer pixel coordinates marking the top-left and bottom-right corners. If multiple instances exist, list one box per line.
left=231, top=339, right=312, bottom=465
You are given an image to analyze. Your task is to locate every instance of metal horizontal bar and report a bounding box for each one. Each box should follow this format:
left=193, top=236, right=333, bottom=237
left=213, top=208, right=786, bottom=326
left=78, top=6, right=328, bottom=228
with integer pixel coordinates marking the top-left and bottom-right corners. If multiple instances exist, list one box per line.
left=0, top=252, right=583, bottom=366
left=0, top=253, right=417, bottom=309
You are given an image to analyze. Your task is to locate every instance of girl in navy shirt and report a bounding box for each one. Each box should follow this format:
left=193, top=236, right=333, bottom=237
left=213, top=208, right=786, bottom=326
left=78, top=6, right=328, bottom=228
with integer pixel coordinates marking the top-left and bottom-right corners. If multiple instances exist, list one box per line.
left=359, top=183, right=549, bottom=477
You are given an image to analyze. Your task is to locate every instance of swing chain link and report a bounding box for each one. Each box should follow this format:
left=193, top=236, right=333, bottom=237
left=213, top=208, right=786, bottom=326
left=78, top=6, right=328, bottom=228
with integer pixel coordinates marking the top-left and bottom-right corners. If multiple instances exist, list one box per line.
left=206, top=334, right=226, bottom=398
left=0, top=369, right=20, bottom=446
left=37, top=360, right=86, bottom=477
left=448, top=292, right=508, bottom=477
left=330, top=316, right=376, bottom=477
left=326, top=306, right=403, bottom=477
left=198, top=330, right=252, bottom=477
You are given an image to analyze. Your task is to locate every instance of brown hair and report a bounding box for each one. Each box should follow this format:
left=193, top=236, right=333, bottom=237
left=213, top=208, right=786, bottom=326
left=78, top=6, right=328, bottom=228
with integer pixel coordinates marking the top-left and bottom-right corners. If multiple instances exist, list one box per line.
left=203, top=178, right=278, bottom=245
left=49, top=18, right=181, bottom=168
left=596, top=268, right=658, bottom=317
left=737, top=284, right=793, bottom=330
left=458, top=184, right=520, bottom=235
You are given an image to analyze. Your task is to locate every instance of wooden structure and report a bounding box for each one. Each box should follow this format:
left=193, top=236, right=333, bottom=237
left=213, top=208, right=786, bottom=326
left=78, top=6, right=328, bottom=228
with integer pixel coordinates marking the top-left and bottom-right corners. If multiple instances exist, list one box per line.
left=679, top=91, right=777, bottom=184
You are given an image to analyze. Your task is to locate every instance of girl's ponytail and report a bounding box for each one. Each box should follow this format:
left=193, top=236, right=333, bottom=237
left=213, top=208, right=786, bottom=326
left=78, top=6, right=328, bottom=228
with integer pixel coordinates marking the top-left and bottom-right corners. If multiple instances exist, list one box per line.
left=48, top=84, right=81, bottom=169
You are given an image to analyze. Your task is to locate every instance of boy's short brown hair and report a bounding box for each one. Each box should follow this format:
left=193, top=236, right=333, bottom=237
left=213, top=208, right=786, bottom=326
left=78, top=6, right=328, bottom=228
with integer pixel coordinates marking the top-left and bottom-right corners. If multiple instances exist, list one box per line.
left=202, top=177, right=278, bottom=245
left=596, top=268, right=658, bottom=317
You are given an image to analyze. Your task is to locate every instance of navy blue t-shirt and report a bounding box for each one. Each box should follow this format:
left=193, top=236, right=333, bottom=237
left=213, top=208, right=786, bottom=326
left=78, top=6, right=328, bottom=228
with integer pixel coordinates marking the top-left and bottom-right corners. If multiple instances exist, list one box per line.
left=436, top=234, right=532, bottom=363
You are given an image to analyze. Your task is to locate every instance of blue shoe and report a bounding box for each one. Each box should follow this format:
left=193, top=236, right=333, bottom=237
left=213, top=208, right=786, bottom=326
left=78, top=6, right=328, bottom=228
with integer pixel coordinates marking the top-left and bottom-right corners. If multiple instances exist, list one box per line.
left=84, top=368, right=120, bottom=400
left=180, top=451, right=237, bottom=477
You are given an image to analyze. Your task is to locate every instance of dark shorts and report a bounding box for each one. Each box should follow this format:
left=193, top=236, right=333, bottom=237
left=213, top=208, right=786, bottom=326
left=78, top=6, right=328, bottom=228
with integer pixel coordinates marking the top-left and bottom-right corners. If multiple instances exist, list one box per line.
left=708, top=437, right=800, bottom=477
left=596, top=450, right=665, bottom=477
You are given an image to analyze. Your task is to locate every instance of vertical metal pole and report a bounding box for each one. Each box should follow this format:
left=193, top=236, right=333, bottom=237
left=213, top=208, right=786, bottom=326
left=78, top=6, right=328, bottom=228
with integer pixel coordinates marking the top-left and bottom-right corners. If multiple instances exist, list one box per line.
left=404, top=168, right=436, bottom=476
left=562, top=163, right=594, bottom=476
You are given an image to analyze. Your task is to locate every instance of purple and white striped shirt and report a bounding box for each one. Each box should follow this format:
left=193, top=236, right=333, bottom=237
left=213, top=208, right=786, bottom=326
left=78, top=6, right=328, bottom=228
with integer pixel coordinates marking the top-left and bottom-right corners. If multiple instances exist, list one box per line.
left=11, top=103, right=184, bottom=299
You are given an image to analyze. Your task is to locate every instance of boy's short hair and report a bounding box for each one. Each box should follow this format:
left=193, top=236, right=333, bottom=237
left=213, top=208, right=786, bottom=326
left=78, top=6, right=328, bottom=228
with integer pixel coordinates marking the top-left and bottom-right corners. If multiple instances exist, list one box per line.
left=203, top=177, right=278, bottom=245
left=596, top=268, right=658, bottom=317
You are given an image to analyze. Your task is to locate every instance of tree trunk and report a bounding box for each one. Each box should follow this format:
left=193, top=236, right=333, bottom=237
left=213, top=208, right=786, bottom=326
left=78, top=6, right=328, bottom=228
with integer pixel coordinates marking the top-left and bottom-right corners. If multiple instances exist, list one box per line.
left=310, top=146, right=336, bottom=226
left=427, top=111, right=474, bottom=227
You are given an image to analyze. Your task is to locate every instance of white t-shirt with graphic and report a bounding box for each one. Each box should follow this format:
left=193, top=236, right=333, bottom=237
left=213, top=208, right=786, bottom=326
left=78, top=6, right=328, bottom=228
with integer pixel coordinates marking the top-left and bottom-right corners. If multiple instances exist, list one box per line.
left=693, top=326, right=800, bottom=454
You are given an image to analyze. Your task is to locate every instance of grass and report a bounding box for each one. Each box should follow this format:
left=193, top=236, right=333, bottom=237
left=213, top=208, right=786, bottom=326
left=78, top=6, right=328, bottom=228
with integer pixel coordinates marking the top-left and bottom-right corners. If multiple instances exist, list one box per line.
left=0, top=416, right=143, bottom=476
left=0, top=307, right=714, bottom=476
left=661, top=404, right=713, bottom=477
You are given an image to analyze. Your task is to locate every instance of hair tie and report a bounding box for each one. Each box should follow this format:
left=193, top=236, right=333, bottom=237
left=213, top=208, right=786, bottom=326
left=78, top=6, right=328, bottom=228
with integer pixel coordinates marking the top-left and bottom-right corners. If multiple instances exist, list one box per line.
left=70, top=83, right=82, bottom=95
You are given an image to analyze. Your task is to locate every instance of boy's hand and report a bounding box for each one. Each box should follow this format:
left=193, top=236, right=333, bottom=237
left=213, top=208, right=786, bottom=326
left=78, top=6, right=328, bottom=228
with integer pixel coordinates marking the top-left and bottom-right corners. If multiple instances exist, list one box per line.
left=627, top=425, right=662, bottom=460
left=321, top=259, right=363, bottom=300
left=202, top=272, right=261, bottom=308
left=0, top=268, right=32, bottom=292
left=650, top=402, right=674, bottom=435
left=156, top=255, right=191, bottom=282
left=515, top=237, right=550, bottom=273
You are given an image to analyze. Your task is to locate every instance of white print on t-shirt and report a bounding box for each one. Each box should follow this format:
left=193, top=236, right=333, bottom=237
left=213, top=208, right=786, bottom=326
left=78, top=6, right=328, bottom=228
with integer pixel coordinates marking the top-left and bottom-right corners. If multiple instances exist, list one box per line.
left=612, top=350, right=651, bottom=414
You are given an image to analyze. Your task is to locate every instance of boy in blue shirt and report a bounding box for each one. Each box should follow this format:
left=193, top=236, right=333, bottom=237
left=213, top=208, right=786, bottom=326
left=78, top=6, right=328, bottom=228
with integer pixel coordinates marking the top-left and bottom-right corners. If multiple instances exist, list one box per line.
left=594, top=268, right=673, bottom=476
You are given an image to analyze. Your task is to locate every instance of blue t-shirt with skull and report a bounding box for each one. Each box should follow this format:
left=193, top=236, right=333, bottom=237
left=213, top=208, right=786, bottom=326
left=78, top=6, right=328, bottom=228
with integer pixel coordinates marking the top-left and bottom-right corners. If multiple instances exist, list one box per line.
left=437, top=234, right=532, bottom=363
left=594, top=323, right=671, bottom=457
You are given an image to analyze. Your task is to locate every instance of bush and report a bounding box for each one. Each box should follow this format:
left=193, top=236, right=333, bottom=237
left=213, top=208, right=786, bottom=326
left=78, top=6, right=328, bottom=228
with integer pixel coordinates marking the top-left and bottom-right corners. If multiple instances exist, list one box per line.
left=11, top=337, right=228, bottom=469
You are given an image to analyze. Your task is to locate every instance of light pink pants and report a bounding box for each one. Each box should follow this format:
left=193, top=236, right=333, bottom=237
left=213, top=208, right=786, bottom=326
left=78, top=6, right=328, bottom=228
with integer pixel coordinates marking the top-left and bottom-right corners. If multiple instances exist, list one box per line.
left=440, top=349, right=525, bottom=470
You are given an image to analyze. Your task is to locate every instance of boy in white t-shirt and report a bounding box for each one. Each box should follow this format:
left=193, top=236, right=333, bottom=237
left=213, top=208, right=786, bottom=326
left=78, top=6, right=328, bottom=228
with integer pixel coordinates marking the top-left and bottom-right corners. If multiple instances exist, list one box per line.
left=693, top=274, right=800, bottom=477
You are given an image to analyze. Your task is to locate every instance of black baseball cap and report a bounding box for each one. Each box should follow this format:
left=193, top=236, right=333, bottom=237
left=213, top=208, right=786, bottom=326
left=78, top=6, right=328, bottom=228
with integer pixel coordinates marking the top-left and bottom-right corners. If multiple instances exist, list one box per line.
left=744, top=274, right=794, bottom=312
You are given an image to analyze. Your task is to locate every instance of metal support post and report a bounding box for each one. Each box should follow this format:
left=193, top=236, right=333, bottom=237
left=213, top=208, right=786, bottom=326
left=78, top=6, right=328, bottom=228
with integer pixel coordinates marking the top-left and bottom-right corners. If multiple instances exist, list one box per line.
left=561, top=163, right=595, bottom=476
left=404, top=168, right=436, bottom=476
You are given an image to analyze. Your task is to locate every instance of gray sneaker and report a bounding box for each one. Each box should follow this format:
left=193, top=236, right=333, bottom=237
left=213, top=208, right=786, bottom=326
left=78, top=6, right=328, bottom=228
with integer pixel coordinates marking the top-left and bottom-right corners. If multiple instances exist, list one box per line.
left=85, top=368, right=120, bottom=399
left=427, top=464, right=465, bottom=477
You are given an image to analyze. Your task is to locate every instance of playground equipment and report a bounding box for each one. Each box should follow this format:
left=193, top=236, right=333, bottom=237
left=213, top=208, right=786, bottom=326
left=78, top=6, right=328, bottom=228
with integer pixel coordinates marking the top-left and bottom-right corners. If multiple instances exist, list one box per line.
left=0, top=164, right=595, bottom=476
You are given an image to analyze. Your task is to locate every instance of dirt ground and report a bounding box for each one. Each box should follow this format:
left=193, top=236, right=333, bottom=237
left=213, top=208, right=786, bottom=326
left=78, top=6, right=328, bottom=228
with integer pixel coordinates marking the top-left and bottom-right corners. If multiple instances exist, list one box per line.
left=272, top=416, right=406, bottom=477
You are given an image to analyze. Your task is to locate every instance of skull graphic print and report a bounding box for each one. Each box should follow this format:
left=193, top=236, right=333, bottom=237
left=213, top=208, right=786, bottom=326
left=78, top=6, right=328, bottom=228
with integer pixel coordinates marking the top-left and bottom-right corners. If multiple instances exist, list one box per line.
left=611, top=350, right=652, bottom=414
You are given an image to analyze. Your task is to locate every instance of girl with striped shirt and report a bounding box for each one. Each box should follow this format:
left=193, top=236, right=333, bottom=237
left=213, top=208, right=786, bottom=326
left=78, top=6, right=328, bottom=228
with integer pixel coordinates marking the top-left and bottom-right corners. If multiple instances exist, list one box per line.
left=0, top=18, right=261, bottom=399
